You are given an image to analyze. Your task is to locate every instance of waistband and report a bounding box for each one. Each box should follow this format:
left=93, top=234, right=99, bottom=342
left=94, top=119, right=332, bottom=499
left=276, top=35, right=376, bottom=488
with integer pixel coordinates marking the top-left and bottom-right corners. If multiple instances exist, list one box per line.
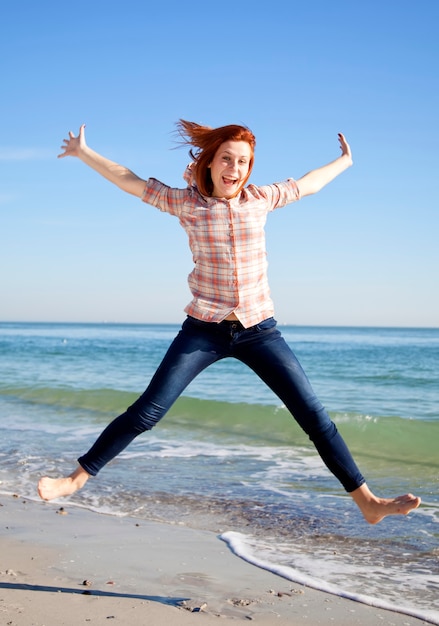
left=218, top=319, right=245, bottom=329
left=186, top=316, right=277, bottom=333
left=187, top=315, right=245, bottom=329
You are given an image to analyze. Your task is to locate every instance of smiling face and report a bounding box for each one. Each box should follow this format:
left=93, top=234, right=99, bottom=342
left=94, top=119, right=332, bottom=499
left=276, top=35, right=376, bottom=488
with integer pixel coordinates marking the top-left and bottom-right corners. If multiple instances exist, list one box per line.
left=208, top=140, right=253, bottom=199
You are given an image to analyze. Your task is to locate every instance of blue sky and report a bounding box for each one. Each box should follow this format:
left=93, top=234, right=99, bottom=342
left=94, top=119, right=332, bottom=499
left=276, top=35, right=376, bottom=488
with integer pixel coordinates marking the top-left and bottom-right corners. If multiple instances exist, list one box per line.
left=1, top=0, right=438, bottom=326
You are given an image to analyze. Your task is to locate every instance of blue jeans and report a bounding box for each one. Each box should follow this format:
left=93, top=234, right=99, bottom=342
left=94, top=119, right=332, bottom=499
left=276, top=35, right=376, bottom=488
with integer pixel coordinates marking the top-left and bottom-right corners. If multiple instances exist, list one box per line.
left=79, top=317, right=365, bottom=492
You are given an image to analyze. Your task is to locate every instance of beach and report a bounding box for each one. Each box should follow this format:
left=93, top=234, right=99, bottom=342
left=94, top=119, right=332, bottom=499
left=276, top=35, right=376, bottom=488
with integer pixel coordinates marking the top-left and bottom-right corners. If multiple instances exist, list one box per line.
left=0, top=494, right=433, bottom=626
left=1, top=322, right=438, bottom=623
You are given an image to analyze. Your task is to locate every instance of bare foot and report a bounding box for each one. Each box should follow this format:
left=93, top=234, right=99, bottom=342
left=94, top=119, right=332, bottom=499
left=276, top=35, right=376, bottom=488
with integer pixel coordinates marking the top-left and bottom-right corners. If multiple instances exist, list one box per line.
left=38, top=466, right=90, bottom=501
left=351, top=483, right=421, bottom=524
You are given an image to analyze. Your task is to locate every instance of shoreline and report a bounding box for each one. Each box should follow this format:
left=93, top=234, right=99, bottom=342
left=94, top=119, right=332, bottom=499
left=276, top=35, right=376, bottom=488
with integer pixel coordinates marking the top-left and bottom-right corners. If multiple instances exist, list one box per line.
left=0, top=494, right=433, bottom=625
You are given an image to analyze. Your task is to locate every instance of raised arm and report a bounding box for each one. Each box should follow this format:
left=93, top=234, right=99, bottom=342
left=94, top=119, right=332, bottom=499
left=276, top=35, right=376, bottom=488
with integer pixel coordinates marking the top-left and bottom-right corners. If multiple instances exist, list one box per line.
left=296, top=133, right=353, bottom=198
left=58, top=124, right=146, bottom=197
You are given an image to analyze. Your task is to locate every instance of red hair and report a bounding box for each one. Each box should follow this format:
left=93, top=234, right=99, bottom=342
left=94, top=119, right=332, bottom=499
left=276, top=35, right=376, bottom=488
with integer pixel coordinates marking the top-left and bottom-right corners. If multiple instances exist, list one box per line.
left=176, top=119, right=256, bottom=197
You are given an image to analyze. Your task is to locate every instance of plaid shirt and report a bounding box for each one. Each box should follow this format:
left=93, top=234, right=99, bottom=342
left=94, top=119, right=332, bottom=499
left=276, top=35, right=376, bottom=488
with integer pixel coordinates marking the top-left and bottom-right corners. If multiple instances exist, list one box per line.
left=141, top=168, right=300, bottom=328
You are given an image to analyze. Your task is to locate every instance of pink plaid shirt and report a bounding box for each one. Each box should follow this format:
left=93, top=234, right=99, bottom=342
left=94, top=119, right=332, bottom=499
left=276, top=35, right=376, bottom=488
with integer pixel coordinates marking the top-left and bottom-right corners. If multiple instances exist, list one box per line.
left=141, top=168, right=300, bottom=328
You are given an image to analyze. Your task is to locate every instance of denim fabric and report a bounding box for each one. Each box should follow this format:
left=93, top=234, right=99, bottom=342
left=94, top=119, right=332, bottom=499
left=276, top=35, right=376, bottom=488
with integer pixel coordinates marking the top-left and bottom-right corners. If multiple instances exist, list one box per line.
left=79, top=317, right=365, bottom=492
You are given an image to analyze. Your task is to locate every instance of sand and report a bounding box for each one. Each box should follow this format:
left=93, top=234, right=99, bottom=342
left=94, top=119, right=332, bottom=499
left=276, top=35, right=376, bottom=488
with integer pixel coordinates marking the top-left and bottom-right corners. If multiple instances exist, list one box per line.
left=0, top=493, right=432, bottom=626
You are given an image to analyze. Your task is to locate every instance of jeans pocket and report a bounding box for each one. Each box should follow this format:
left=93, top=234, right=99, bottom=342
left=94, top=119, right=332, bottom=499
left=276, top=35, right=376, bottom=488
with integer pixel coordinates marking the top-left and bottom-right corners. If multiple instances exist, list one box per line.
left=255, top=317, right=277, bottom=332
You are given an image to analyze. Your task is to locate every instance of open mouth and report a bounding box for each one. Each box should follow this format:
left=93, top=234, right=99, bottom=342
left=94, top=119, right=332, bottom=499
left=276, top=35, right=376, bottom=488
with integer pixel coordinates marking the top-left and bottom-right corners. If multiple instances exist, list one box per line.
left=223, top=176, right=238, bottom=186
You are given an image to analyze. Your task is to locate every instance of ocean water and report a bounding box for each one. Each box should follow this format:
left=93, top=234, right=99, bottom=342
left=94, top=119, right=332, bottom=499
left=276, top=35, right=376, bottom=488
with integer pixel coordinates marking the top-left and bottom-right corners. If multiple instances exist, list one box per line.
left=0, top=322, right=437, bottom=623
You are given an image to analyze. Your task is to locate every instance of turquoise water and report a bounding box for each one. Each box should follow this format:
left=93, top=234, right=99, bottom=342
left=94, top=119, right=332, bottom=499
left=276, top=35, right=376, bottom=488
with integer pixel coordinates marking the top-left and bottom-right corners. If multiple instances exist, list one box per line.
left=0, top=322, right=438, bottom=623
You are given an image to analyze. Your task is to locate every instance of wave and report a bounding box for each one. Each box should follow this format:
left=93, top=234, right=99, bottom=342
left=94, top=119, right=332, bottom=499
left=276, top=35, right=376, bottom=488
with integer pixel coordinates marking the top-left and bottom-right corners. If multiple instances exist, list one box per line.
left=221, top=531, right=439, bottom=625
left=0, top=384, right=136, bottom=414
left=1, top=385, right=437, bottom=470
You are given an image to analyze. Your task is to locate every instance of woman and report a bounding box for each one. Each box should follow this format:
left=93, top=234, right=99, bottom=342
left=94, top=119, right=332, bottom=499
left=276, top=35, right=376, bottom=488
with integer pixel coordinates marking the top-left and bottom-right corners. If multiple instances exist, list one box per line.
left=38, top=120, right=420, bottom=524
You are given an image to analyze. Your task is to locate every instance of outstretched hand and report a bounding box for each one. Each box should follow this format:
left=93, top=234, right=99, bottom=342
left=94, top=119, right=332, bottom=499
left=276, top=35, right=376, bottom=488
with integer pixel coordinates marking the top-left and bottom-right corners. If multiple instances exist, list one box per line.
left=58, top=124, right=87, bottom=159
left=338, top=132, right=352, bottom=161
left=295, top=132, right=353, bottom=197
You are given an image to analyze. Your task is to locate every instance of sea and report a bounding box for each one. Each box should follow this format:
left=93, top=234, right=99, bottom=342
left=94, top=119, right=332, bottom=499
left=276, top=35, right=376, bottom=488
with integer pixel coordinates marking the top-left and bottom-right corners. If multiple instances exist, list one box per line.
left=0, top=322, right=437, bottom=623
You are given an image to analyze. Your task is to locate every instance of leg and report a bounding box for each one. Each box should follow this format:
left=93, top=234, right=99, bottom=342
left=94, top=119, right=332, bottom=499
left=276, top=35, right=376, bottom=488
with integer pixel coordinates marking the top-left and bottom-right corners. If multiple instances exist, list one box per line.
left=236, top=320, right=365, bottom=491
left=38, top=319, right=223, bottom=501
left=235, top=320, right=421, bottom=522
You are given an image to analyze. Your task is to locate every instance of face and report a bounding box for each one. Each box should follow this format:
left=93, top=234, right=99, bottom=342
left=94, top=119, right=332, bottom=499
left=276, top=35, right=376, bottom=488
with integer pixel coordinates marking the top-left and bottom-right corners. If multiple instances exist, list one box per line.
left=208, top=140, right=252, bottom=199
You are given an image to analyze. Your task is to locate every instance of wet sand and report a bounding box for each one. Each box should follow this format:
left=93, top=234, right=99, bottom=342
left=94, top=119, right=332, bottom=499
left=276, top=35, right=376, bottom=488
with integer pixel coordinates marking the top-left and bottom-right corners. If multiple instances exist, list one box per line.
left=0, top=494, right=432, bottom=625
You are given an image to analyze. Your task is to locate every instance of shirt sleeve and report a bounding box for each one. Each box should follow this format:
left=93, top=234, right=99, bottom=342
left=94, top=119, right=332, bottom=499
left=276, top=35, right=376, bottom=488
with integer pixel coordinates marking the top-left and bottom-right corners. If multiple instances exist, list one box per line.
left=141, top=178, right=189, bottom=217
left=247, top=179, right=301, bottom=212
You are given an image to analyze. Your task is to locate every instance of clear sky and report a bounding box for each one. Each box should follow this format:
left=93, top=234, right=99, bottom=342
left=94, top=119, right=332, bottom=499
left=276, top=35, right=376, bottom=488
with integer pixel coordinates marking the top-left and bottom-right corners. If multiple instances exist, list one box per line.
left=1, top=0, right=438, bottom=327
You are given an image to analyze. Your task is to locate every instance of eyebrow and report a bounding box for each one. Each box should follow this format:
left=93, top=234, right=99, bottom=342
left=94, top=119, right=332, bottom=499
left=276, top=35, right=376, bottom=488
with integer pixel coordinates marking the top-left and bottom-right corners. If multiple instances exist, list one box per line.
left=221, top=149, right=250, bottom=159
